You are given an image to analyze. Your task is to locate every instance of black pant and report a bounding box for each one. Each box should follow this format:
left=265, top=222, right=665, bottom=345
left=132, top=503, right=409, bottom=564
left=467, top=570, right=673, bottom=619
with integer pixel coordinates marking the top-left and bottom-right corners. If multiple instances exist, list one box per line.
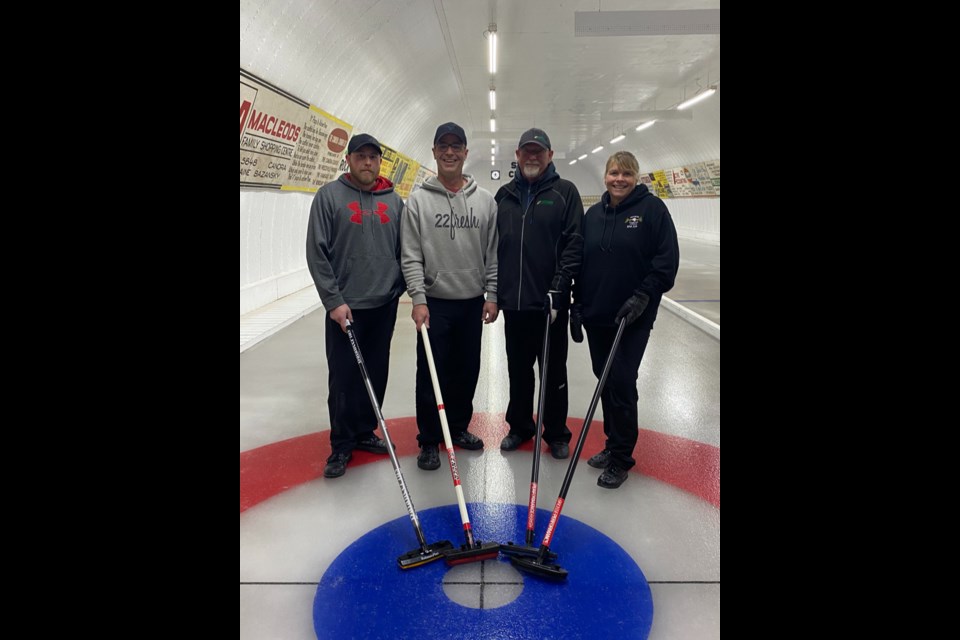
left=415, top=296, right=484, bottom=446
left=584, top=322, right=651, bottom=470
left=325, top=298, right=399, bottom=455
left=503, top=309, right=572, bottom=445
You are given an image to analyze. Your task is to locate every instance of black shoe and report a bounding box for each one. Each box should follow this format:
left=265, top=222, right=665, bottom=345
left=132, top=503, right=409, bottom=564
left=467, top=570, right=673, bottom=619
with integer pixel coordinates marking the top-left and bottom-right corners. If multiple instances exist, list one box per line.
left=587, top=449, right=612, bottom=469
left=324, top=451, right=352, bottom=478
left=500, top=433, right=529, bottom=451
left=549, top=442, right=569, bottom=459
left=452, top=430, right=484, bottom=450
left=355, top=433, right=391, bottom=454
left=417, top=445, right=441, bottom=470
left=597, top=464, right=629, bottom=489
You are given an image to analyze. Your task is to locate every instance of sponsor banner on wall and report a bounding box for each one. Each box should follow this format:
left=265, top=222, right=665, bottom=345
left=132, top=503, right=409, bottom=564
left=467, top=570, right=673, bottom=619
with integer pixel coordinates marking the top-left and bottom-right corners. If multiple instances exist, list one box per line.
left=240, top=69, right=352, bottom=192
left=379, top=144, right=421, bottom=199
left=690, top=163, right=717, bottom=196
left=639, top=160, right=720, bottom=198
left=705, top=160, right=720, bottom=196
left=412, top=165, right=435, bottom=193
left=668, top=166, right=696, bottom=197
left=650, top=170, right=674, bottom=199
left=667, top=163, right=717, bottom=197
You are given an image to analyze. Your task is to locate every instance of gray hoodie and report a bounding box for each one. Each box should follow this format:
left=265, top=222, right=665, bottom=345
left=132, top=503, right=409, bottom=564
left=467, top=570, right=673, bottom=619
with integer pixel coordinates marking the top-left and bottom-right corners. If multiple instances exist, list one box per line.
left=401, top=174, right=498, bottom=305
left=306, top=174, right=405, bottom=311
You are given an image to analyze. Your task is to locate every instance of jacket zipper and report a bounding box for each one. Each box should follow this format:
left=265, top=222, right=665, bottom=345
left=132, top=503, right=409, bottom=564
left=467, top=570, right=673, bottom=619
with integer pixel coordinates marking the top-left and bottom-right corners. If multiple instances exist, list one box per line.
left=518, top=189, right=537, bottom=308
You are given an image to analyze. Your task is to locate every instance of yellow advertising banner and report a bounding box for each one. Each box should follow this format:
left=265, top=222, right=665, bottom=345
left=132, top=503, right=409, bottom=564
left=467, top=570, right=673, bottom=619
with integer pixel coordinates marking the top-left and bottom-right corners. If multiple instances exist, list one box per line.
left=379, top=144, right=420, bottom=199
left=650, top=170, right=674, bottom=199
left=240, top=69, right=352, bottom=192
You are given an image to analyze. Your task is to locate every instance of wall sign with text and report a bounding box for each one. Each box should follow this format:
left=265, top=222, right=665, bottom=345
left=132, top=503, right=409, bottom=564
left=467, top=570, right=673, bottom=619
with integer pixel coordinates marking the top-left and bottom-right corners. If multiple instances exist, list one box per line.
left=240, top=69, right=353, bottom=192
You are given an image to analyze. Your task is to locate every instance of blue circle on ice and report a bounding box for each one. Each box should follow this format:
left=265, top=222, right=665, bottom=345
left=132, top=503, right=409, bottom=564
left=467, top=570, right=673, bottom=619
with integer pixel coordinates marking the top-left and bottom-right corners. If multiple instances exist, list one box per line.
left=313, top=503, right=653, bottom=639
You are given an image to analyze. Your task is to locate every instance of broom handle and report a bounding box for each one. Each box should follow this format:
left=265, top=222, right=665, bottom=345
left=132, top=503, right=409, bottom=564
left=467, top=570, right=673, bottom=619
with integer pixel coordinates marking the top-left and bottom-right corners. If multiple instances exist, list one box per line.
left=346, top=320, right=427, bottom=548
left=540, top=317, right=627, bottom=551
left=420, top=325, right=475, bottom=546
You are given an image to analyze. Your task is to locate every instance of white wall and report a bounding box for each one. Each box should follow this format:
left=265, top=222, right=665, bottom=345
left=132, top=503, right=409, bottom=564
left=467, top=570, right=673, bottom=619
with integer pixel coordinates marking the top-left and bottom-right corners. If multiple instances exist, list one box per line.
left=667, top=198, right=720, bottom=245
left=240, top=190, right=315, bottom=315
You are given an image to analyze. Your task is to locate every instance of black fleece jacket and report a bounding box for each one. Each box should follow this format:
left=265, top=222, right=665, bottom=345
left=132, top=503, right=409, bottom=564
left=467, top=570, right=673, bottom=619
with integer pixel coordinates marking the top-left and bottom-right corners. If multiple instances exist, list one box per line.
left=575, top=184, right=679, bottom=329
left=495, top=164, right=584, bottom=311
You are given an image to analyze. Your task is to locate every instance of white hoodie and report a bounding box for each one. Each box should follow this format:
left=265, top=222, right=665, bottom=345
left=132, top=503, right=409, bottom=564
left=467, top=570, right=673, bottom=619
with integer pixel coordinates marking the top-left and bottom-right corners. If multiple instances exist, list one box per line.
left=401, top=174, right=498, bottom=305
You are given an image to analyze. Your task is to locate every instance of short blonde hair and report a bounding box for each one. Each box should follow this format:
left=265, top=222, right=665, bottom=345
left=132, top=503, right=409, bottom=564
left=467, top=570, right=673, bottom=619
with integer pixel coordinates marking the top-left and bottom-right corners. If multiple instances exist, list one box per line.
left=605, top=151, right=639, bottom=175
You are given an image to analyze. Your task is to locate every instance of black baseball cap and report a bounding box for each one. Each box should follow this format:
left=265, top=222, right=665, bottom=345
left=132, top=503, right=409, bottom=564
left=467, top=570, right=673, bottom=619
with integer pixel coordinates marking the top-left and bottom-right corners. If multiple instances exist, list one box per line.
left=347, top=133, right=383, bottom=155
left=518, top=128, right=551, bottom=150
left=434, top=122, right=467, bottom=146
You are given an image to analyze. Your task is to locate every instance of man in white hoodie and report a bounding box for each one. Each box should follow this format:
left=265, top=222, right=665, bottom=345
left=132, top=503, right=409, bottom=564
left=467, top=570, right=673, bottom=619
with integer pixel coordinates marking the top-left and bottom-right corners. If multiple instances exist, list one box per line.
left=401, top=122, right=499, bottom=470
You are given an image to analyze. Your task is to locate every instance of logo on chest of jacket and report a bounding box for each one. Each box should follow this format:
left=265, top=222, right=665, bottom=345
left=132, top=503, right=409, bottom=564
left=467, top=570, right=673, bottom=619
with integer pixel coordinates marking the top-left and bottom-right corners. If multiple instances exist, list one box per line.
left=625, top=215, right=643, bottom=229
left=347, top=201, right=391, bottom=224
left=536, top=199, right=554, bottom=206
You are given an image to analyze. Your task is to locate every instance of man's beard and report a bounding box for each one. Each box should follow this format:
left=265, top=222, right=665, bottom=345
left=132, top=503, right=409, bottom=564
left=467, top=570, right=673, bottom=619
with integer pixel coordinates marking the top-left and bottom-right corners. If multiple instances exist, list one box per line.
left=352, top=170, right=376, bottom=187
left=522, top=164, right=542, bottom=179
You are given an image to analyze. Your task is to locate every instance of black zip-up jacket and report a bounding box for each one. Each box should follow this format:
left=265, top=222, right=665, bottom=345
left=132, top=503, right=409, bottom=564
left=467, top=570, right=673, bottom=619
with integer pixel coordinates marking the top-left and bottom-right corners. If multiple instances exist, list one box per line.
left=575, top=184, right=679, bottom=329
left=495, top=164, right=584, bottom=311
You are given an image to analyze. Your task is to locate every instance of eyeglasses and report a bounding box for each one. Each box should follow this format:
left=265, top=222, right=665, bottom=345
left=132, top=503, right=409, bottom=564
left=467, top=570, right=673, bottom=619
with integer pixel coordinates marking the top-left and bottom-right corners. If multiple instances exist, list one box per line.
left=436, top=143, right=465, bottom=153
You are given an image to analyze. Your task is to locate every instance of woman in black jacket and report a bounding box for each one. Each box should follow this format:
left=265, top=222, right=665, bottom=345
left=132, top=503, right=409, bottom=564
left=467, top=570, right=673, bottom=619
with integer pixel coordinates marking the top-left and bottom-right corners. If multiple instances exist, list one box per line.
left=571, top=151, right=680, bottom=488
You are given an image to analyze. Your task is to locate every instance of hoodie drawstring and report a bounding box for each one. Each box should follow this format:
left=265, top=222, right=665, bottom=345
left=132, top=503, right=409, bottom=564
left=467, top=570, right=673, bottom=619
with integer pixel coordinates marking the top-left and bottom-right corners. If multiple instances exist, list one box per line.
left=600, top=204, right=616, bottom=252
left=360, top=190, right=365, bottom=235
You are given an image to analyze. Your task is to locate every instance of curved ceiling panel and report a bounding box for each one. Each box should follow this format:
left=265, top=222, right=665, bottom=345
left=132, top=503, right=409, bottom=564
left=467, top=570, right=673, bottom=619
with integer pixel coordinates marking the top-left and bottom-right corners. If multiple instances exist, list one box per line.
left=240, top=0, right=719, bottom=193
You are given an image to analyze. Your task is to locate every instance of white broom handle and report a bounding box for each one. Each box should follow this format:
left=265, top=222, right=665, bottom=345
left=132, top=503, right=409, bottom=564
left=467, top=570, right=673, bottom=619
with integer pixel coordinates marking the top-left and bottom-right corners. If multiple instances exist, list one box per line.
left=419, top=325, right=471, bottom=528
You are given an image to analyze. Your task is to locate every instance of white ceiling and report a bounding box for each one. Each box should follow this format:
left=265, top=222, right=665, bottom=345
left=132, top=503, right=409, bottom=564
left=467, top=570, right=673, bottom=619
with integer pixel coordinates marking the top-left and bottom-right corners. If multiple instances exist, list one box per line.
left=240, top=0, right=720, bottom=195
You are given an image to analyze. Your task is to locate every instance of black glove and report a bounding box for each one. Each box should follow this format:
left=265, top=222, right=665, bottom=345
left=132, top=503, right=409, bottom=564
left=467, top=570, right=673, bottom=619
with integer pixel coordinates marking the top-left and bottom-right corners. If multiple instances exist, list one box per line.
left=570, top=304, right=584, bottom=343
left=544, top=290, right=565, bottom=324
left=615, top=292, right=650, bottom=326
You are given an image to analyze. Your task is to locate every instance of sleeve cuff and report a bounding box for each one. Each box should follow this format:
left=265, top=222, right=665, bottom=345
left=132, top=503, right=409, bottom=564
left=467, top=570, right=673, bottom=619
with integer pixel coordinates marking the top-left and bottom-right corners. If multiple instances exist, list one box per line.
left=322, top=294, right=345, bottom=312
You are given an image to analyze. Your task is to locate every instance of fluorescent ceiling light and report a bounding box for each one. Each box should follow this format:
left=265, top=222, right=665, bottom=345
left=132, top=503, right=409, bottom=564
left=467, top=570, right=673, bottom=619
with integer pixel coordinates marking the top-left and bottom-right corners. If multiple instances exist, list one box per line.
left=490, top=118, right=496, bottom=133
left=610, top=134, right=625, bottom=144
left=488, top=32, right=497, bottom=73
left=489, top=89, right=496, bottom=110
left=591, top=146, right=604, bottom=154
left=677, top=87, right=716, bottom=110
left=578, top=154, right=587, bottom=160
left=635, top=120, right=656, bottom=131
left=569, top=159, right=577, bottom=165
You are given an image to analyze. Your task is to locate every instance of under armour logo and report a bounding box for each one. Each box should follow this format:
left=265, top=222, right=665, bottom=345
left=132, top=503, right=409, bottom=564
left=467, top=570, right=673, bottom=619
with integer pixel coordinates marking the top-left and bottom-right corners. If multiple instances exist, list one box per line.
left=347, top=201, right=391, bottom=224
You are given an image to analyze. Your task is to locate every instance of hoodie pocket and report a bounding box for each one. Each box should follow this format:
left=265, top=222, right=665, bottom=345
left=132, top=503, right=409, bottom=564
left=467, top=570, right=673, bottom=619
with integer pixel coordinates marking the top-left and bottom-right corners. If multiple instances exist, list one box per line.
left=340, top=256, right=402, bottom=299
left=426, top=268, right=483, bottom=296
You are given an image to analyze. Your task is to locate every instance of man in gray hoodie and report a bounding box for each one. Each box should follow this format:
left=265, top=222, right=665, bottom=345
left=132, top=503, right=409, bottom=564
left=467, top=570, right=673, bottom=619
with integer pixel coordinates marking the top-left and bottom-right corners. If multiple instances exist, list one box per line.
left=306, top=133, right=405, bottom=479
left=401, top=122, right=499, bottom=471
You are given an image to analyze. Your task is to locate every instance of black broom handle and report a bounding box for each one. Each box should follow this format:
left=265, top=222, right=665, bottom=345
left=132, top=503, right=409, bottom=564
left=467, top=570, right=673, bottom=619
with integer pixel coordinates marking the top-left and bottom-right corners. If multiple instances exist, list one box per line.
left=538, top=317, right=628, bottom=555
left=526, top=311, right=552, bottom=545
left=556, top=317, right=626, bottom=500
left=345, top=320, right=427, bottom=549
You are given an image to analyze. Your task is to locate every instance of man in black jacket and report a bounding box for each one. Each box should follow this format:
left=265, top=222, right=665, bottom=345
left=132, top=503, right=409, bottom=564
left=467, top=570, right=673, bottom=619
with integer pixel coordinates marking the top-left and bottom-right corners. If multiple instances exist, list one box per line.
left=495, top=128, right=583, bottom=459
